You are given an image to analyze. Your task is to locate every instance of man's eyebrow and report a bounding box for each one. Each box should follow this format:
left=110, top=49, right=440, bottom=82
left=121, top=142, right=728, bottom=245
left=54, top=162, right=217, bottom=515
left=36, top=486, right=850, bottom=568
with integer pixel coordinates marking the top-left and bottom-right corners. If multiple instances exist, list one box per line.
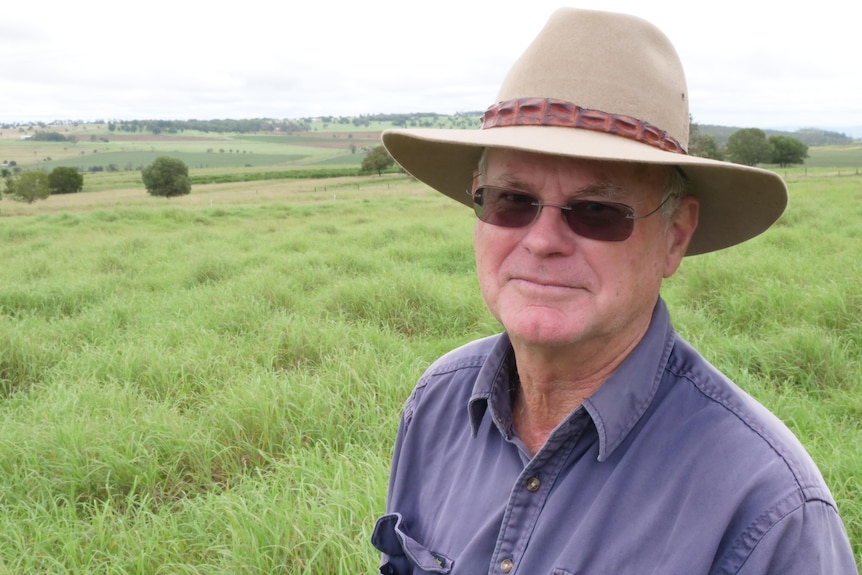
left=572, top=181, right=626, bottom=200
left=487, top=174, right=528, bottom=189
left=483, top=177, right=626, bottom=200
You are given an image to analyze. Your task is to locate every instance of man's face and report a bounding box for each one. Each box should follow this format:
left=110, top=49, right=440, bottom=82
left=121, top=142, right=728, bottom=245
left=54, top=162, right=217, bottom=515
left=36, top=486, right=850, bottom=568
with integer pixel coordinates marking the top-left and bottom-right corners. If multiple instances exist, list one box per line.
left=473, top=149, right=697, bottom=353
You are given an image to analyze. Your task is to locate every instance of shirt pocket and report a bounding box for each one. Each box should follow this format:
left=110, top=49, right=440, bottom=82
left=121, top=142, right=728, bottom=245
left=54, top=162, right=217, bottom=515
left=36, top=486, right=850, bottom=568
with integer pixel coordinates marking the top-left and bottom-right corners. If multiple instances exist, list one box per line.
left=371, top=513, right=453, bottom=575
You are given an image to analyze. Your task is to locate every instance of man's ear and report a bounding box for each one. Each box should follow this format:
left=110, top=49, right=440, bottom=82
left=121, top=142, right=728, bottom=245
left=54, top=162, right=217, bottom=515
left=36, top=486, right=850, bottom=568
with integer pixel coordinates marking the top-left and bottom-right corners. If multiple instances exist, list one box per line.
left=663, top=196, right=699, bottom=278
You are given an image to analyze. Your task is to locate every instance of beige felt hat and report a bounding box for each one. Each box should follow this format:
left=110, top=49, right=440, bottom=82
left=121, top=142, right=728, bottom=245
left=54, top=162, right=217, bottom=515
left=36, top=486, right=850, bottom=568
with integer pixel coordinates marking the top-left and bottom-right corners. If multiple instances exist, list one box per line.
left=381, top=7, right=787, bottom=255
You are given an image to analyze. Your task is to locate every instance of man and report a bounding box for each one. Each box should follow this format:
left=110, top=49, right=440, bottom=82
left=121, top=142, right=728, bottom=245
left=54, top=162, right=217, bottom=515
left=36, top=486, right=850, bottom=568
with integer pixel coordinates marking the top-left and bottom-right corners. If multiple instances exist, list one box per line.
left=371, top=8, right=857, bottom=575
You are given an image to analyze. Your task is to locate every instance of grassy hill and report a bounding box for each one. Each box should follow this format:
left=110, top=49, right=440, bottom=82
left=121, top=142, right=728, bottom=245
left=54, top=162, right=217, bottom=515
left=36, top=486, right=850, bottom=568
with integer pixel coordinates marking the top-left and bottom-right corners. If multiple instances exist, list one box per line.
left=696, top=124, right=856, bottom=146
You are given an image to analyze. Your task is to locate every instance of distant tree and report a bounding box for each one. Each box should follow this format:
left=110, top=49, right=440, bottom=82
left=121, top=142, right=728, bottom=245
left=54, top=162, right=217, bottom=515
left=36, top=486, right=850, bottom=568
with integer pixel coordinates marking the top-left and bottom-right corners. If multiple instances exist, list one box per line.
left=141, top=156, right=191, bottom=198
left=769, top=135, right=808, bottom=167
left=1, top=169, right=11, bottom=199
left=361, top=145, right=395, bottom=176
left=689, top=134, right=724, bottom=160
left=792, top=128, right=853, bottom=146
left=30, top=131, right=67, bottom=142
left=4, top=171, right=50, bottom=203
left=725, top=128, right=771, bottom=166
left=48, top=166, right=84, bottom=194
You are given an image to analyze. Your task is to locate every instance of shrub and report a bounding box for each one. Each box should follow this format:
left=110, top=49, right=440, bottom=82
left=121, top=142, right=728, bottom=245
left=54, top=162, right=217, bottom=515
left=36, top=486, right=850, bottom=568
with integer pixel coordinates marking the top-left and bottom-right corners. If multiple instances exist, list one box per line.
left=48, top=166, right=84, bottom=194
left=141, top=156, right=191, bottom=198
left=3, top=171, right=50, bottom=203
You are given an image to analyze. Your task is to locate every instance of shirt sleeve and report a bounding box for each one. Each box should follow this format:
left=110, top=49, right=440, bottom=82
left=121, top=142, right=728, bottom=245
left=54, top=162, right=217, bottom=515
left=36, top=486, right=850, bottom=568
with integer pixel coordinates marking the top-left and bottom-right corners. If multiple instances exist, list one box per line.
left=731, top=499, right=858, bottom=575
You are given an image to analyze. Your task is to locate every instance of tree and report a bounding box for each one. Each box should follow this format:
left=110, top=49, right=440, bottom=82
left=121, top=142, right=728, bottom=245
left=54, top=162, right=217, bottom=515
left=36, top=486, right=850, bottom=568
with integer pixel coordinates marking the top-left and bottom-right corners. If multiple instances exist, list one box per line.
left=30, top=131, right=67, bottom=142
left=48, top=166, right=84, bottom=194
left=725, top=128, right=771, bottom=166
left=688, top=117, right=723, bottom=160
left=689, top=134, right=723, bottom=160
left=1, top=169, right=11, bottom=201
left=142, top=156, right=191, bottom=198
left=4, top=171, right=50, bottom=203
left=361, top=145, right=395, bottom=176
left=769, top=135, right=808, bottom=167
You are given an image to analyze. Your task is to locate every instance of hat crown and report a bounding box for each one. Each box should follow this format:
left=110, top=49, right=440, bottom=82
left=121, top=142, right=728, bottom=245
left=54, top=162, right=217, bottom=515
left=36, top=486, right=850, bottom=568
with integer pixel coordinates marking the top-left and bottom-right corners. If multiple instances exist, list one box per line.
left=496, top=8, right=690, bottom=149
left=380, top=8, right=787, bottom=256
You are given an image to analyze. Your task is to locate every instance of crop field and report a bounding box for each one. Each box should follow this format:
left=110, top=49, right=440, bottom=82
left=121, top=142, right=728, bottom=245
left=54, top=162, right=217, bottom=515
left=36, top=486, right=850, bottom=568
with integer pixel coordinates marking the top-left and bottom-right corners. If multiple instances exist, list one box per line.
left=0, top=115, right=482, bottom=176
left=0, top=129, right=860, bottom=572
left=0, top=124, right=382, bottom=177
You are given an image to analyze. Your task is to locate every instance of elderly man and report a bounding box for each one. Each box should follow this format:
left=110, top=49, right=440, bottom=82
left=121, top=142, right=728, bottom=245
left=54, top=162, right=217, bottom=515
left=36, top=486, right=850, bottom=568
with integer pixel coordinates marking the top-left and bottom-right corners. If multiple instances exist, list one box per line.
left=371, top=8, right=857, bottom=575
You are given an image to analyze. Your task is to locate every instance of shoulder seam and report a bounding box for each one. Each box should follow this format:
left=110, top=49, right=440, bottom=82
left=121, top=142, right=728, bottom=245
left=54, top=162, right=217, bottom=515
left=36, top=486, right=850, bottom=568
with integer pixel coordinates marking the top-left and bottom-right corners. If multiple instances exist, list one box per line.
left=665, top=349, right=831, bottom=501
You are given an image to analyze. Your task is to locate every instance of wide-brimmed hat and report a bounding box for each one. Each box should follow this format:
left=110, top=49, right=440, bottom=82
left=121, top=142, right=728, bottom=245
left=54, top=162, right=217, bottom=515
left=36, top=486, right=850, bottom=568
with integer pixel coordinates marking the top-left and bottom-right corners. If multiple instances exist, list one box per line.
left=381, top=7, right=787, bottom=256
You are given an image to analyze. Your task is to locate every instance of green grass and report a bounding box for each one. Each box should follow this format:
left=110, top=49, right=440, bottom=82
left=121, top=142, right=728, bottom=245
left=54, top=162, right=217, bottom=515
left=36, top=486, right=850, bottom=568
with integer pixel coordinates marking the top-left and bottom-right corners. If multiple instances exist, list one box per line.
left=0, top=172, right=860, bottom=572
left=21, top=146, right=357, bottom=173
left=805, top=145, right=862, bottom=168
left=43, top=150, right=311, bottom=171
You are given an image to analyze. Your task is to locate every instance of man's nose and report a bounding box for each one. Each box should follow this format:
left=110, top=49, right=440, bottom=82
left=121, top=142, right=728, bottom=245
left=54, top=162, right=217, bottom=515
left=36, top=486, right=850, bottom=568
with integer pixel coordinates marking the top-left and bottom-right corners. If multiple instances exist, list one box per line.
left=520, top=203, right=577, bottom=256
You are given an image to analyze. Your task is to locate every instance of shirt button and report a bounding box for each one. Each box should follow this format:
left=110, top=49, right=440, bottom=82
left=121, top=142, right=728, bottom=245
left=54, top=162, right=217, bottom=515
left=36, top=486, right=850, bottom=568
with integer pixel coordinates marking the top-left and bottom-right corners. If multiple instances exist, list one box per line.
left=500, top=558, right=514, bottom=573
left=525, top=476, right=541, bottom=492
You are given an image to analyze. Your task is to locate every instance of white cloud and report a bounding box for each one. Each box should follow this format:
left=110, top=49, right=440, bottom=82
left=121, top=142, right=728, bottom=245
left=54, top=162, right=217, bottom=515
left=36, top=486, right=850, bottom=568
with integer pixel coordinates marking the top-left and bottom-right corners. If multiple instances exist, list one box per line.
left=2, top=0, right=859, bottom=131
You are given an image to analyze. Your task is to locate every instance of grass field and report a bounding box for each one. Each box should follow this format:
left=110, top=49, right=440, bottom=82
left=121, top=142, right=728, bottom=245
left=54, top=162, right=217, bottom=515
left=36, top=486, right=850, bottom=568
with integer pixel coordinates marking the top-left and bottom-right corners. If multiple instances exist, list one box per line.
left=0, top=159, right=860, bottom=571
left=802, top=144, right=862, bottom=168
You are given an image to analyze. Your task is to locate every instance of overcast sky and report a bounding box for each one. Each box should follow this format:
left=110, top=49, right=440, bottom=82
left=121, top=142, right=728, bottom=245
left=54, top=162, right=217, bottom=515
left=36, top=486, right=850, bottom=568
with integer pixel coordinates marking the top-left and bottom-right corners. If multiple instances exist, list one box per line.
left=2, top=0, right=859, bottom=132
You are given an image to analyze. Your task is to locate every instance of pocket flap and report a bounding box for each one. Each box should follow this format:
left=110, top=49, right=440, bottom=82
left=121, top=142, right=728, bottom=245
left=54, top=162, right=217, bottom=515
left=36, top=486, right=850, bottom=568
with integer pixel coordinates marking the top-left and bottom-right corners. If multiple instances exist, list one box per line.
left=372, top=513, right=452, bottom=574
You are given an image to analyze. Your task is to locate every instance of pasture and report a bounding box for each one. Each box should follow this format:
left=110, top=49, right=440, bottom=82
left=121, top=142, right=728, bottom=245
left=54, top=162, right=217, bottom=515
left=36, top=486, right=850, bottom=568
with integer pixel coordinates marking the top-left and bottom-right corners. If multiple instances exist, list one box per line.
left=0, top=114, right=481, bottom=178
left=0, top=124, right=380, bottom=179
left=0, top=142, right=860, bottom=571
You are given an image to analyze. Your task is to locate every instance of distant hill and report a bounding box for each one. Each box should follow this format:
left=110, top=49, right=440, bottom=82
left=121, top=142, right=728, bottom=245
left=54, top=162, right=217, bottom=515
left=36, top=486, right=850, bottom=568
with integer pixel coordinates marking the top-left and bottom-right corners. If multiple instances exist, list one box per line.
left=4, top=114, right=858, bottom=147
left=696, top=124, right=856, bottom=147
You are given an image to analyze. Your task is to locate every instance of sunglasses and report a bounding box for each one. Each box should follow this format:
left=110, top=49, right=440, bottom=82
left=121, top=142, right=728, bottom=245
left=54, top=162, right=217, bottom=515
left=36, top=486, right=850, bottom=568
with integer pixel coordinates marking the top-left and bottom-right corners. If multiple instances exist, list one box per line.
left=470, top=185, right=671, bottom=242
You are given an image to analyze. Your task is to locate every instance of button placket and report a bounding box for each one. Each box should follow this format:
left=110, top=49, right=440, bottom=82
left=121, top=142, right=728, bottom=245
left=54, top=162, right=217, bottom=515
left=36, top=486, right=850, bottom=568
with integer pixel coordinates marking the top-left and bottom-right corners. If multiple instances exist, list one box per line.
left=491, top=411, right=589, bottom=574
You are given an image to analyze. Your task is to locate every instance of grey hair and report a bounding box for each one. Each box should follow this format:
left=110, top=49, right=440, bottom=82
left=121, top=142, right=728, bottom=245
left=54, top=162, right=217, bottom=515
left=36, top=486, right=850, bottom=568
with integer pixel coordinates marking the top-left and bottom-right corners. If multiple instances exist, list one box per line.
left=661, top=166, right=689, bottom=221
left=476, top=148, right=490, bottom=186
left=474, top=147, right=690, bottom=223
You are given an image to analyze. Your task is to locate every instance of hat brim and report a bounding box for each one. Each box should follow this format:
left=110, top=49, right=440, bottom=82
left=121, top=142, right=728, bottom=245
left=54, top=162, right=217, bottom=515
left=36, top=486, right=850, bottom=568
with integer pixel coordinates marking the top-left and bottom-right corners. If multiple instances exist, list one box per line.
left=382, top=126, right=788, bottom=256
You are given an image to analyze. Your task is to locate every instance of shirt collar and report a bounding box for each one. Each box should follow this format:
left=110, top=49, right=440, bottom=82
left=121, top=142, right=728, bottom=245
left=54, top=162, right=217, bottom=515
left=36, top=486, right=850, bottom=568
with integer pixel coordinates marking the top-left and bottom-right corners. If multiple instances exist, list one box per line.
left=468, top=298, right=675, bottom=460
left=584, top=298, right=674, bottom=460
left=468, top=332, right=517, bottom=438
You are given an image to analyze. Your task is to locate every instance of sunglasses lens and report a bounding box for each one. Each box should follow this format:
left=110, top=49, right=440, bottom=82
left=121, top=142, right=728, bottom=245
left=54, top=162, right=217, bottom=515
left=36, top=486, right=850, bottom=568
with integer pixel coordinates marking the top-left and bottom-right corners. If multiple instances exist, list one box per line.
left=566, top=201, right=633, bottom=241
left=473, top=187, right=539, bottom=228
left=473, top=186, right=635, bottom=241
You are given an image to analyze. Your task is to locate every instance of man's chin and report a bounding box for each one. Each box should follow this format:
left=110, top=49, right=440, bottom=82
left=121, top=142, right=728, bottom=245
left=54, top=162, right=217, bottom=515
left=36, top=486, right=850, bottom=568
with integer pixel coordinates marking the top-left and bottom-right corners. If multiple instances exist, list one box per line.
left=504, top=316, right=591, bottom=350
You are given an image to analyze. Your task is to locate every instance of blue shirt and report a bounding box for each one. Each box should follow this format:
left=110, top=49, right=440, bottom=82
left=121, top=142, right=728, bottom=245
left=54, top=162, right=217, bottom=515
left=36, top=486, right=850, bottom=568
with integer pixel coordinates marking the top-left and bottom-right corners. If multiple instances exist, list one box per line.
left=372, top=299, right=857, bottom=574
